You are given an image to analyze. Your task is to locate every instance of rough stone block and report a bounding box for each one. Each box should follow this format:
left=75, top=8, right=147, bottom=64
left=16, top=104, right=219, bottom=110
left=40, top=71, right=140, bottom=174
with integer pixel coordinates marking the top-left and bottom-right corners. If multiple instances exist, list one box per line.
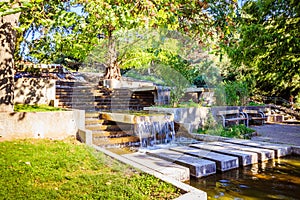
left=224, top=139, right=292, bottom=158
left=123, top=152, right=190, bottom=182
left=170, top=146, right=239, bottom=171
left=190, top=143, right=258, bottom=166
left=210, top=141, right=275, bottom=161
left=147, top=149, right=216, bottom=178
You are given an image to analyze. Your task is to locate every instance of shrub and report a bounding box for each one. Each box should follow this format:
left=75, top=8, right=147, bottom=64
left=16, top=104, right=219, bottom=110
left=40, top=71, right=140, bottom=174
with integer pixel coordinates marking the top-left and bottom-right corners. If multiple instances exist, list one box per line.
left=197, top=124, right=255, bottom=139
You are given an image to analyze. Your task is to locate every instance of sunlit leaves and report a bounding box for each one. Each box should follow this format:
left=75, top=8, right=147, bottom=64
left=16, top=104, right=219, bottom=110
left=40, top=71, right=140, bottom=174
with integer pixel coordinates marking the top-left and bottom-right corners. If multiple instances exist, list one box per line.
left=0, top=1, right=33, bottom=17
left=224, top=0, right=300, bottom=98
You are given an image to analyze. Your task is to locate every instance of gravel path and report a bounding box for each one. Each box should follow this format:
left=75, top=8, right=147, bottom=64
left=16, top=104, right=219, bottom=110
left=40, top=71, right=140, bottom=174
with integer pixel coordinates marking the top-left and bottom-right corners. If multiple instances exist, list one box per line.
left=250, top=123, right=300, bottom=146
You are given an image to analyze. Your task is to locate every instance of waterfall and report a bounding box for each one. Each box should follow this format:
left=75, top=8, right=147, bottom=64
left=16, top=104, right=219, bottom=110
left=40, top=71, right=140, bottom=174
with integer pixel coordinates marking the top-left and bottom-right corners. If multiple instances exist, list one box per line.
left=135, top=115, right=175, bottom=148
left=156, top=86, right=170, bottom=105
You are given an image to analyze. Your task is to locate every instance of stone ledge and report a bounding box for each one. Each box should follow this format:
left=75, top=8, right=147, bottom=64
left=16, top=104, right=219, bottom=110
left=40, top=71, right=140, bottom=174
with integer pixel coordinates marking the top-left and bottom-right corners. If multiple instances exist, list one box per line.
left=92, top=145, right=207, bottom=200
left=0, top=109, right=84, bottom=140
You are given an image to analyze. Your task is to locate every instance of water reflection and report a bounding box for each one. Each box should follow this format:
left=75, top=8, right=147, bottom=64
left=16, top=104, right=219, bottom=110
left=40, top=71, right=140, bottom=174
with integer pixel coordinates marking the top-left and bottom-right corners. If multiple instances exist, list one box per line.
left=191, top=155, right=300, bottom=200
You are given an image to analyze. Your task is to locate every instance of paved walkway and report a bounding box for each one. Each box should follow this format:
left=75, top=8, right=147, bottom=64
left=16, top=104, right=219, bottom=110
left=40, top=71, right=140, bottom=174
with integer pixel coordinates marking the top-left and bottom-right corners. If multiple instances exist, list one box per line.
left=250, top=123, right=300, bottom=146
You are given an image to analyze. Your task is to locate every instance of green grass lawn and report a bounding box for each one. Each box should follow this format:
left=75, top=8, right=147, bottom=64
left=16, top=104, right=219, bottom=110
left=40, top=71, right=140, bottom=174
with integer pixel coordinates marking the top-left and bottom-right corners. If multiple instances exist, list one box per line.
left=0, top=138, right=181, bottom=200
left=14, top=104, right=66, bottom=112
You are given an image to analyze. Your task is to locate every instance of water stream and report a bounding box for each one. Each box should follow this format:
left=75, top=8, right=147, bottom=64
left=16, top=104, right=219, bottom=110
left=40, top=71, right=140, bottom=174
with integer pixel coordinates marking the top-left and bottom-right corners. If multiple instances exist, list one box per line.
left=135, top=115, right=175, bottom=148
left=191, top=155, right=300, bottom=200
left=155, top=86, right=170, bottom=105
left=104, top=111, right=300, bottom=199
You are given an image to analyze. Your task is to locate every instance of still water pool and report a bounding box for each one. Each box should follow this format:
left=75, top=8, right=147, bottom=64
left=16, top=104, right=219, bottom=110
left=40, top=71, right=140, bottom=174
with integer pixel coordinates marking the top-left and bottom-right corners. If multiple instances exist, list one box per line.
left=191, top=155, right=300, bottom=200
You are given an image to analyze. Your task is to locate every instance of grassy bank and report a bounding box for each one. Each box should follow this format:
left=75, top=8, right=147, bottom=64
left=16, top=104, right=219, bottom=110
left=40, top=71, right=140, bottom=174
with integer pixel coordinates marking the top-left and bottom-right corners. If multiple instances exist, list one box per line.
left=0, top=138, right=181, bottom=199
left=14, top=104, right=65, bottom=112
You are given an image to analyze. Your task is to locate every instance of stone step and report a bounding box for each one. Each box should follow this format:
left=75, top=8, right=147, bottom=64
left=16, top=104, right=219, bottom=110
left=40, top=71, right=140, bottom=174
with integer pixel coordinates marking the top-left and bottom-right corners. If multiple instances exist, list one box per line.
left=93, top=93, right=112, bottom=97
left=59, top=101, right=95, bottom=105
left=95, top=99, right=140, bottom=103
left=85, top=112, right=100, bottom=118
left=223, top=139, right=293, bottom=158
left=146, top=148, right=216, bottom=178
left=92, top=131, right=134, bottom=137
left=56, top=85, right=93, bottom=89
left=170, top=146, right=239, bottom=172
left=57, top=99, right=94, bottom=105
left=209, top=141, right=275, bottom=162
left=93, top=136, right=139, bottom=146
left=56, top=90, right=94, bottom=95
left=86, top=124, right=131, bottom=131
left=123, top=152, right=190, bottom=182
left=190, top=143, right=258, bottom=166
left=56, top=96, right=94, bottom=101
left=102, top=124, right=133, bottom=131
left=56, top=81, right=89, bottom=86
left=86, top=125, right=108, bottom=131
left=85, top=119, right=104, bottom=125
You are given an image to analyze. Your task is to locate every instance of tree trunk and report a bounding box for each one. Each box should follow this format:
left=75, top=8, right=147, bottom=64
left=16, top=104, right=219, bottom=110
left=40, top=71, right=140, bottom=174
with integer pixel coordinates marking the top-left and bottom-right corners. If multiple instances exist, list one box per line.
left=0, top=12, right=20, bottom=112
left=103, top=35, right=121, bottom=80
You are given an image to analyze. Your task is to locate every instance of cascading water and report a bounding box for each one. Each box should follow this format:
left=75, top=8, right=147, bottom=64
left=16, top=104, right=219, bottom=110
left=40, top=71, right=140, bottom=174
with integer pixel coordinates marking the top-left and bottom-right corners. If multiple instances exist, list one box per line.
left=135, top=115, right=176, bottom=148
left=155, top=86, right=170, bottom=105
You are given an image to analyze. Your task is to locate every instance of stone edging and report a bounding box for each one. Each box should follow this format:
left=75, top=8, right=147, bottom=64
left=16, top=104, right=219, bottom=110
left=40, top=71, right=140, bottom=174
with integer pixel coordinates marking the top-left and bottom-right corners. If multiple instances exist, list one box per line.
left=91, top=145, right=207, bottom=200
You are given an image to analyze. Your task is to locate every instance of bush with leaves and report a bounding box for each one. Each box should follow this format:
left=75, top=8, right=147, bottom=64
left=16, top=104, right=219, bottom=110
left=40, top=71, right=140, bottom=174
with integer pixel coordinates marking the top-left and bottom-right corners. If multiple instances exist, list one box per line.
left=198, top=124, right=255, bottom=139
left=215, top=80, right=249, bottom=106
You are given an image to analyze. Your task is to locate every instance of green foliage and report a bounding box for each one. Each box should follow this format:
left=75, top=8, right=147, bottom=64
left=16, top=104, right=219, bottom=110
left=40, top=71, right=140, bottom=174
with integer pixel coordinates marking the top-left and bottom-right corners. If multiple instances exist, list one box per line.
left=155, top=64, right=191, bottom=107
left=224, top=0, right=300, bottom=98
left=0, top=139, right=181, bottom=199
left=198, top=124, right=255, bottom=139
left=0, top=1, right=33, bottom=17
left=248, top=101, right=265, bottom=106
left=16, top=1, right=90, bottom=64
left=14, top=104, right=65, bottom=112
left=177, top=100, right=201, bottom=108
left=294, top=93, right=300, bottom=109
left=12, top=0, right=222, bottom=76
left=215, top=80, right=249, bottom=106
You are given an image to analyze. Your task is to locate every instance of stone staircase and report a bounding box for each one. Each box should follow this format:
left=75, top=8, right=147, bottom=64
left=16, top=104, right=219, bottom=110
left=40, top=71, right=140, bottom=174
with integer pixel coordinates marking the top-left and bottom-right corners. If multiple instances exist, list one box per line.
left=56, top=81, right=96, bottom=111
left=56, top=81, right=155, bottom=111
left=267, top=105, right=300, bottom=123
left=55, top=81, right=156, bottom=147
left=85, top=112, right=140, bottom=147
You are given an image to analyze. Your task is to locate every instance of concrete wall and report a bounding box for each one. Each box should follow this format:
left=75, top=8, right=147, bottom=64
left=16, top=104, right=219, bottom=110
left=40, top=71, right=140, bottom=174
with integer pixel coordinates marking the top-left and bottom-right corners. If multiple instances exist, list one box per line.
left=14, top=78, right=56, bottom=105
left=144, top=107, right=211, bottom=133
left=144, top=106, right=268, bottom=133
left=0, top=109, right=85, bottom=141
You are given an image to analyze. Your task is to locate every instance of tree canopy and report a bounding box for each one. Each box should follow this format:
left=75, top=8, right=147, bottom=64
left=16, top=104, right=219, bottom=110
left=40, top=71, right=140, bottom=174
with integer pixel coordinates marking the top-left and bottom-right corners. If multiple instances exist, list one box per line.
left=1, top=0, right=299, bottom=112
left=224, top=0, right=300, bottom=98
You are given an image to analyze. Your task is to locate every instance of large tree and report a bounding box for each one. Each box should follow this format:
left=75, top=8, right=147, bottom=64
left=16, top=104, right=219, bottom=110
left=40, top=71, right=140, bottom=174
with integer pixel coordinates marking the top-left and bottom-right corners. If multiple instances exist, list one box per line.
left=75, top=0, right=214, bottom=80
left=0, top=0, right=229, bottom=111
left=14, top=1, right=228, bottom=81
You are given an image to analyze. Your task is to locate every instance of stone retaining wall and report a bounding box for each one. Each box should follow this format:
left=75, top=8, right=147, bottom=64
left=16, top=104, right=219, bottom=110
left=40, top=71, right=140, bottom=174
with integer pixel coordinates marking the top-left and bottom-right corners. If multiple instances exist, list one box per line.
left=144, top=106, right=268, bottom=133
left=0, top=109, right=85, bottom=141
left=14, top=78, right=56, bottom=105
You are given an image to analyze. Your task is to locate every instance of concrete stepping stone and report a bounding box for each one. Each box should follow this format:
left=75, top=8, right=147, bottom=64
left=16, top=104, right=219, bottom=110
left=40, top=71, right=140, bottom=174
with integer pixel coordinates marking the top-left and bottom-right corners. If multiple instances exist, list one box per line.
left=209, top=141, right=275, bottom=162
left=190, top=143, right=258, bottom=166
left=146, top=149, right=216, bottom=178
left=223, top=139, right=293, bottom=158
left=170, top=146, right=239, bottom=172
left=123, top=152, right=190, bottom=182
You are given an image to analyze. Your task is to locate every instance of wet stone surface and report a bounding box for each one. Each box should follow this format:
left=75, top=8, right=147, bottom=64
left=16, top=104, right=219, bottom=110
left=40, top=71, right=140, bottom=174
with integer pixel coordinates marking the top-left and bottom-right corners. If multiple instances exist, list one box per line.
left=224, top=138, right=293, bottom=158
left=170, top=146, right=239, bottom=172
left=146, top=148, right=216, bottom=178
left=209, top=141, right=275, bottom=162
left=190, top=143, right=258, bottom=166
